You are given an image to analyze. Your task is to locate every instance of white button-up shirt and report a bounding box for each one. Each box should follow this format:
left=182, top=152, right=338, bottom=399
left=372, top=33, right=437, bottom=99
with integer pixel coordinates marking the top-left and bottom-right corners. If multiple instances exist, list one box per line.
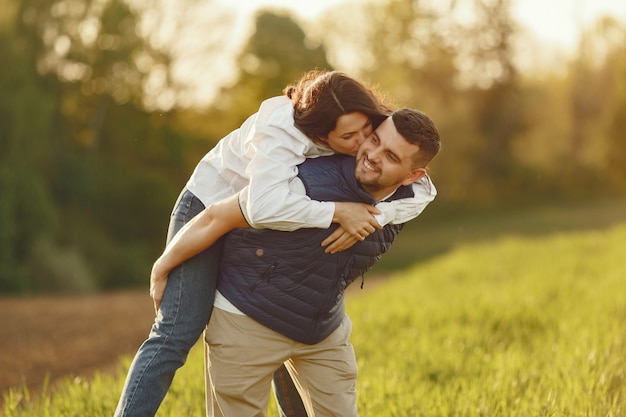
left=186, top=95, right=437, bottom=231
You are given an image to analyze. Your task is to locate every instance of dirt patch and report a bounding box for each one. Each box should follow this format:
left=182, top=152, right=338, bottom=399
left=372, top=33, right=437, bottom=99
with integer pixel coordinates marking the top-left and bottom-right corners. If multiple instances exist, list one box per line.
left=1, top=275, right=387, bottom=402
left=1, top=290, right=154, bottom=398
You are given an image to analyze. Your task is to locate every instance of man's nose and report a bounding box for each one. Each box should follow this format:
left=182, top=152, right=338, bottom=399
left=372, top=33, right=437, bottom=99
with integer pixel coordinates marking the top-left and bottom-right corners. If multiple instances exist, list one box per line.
left=366, top=146, right=382, bottom=162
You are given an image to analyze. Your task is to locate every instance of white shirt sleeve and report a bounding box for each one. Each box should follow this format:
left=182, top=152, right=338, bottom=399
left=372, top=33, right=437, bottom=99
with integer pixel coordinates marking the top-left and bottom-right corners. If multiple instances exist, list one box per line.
left=238, top=123, right=335, bottom=231
left=373, top=174, right=437, bottom=226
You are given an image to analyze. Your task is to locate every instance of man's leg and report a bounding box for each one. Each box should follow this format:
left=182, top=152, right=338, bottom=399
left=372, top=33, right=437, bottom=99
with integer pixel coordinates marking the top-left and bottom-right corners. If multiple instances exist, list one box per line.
left=114, top=190, right=220, bottom=417
left=205, top=308, right=298, bottom=417
left=289, top=315, right=359, bottom=417
left=273, top=363, right=308, bottom=417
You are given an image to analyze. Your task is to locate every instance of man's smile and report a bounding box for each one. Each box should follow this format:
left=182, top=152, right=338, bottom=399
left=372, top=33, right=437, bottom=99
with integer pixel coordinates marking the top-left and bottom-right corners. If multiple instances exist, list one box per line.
left=362, top=157, right=377, bottom=172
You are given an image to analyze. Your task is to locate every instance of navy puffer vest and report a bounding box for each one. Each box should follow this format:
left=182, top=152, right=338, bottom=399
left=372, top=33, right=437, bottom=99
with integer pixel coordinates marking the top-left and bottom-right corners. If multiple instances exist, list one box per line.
left=217, top=154, right=413, bottom=344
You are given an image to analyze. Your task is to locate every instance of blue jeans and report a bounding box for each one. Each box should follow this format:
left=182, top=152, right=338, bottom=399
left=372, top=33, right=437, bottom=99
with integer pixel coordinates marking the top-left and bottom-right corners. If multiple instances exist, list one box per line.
left=113, top=189, right=309, bottom=416
left=114, top=189, right=220, bottom=416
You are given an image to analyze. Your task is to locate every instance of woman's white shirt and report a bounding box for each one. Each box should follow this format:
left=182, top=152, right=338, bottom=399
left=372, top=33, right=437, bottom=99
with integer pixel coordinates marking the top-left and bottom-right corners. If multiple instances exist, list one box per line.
left=186, top=96, right=336, bottom=230
left=186, top=95, right=438, bottom=231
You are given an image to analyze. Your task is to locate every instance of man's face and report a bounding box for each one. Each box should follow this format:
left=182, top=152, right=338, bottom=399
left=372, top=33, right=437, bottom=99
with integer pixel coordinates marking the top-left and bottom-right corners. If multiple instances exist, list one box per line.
left=354, top=117, right=425, bottom=199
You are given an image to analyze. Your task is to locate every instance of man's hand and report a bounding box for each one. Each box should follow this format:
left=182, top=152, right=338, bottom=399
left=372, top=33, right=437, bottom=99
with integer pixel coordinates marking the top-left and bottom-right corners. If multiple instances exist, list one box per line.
left=321, top=226, right=360, bottom=253
left=150, top=258, right=169, bottom=314
left=332, top=202, right=382, bottom=241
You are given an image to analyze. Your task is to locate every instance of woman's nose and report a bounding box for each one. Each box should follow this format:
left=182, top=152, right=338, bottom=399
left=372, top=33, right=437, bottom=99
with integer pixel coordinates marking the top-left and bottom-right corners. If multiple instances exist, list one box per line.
left=357, top=130, right=367, bottom=145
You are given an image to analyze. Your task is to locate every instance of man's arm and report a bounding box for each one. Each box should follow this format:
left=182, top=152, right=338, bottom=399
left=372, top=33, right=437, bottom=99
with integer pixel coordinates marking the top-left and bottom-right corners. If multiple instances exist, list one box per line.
left=373, top=175, right=436, bottom=226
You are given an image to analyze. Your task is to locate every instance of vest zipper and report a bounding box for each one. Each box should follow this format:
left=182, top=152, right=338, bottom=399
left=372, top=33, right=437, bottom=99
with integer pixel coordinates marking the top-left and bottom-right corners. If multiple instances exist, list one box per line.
left=248, top=262, right=277, bottom=293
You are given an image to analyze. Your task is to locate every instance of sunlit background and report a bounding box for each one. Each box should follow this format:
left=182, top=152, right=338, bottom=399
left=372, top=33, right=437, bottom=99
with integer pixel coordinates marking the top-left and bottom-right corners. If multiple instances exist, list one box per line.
left=172, top=0, right=626, bottom=106
left=1, top=0, right=626, bottom=293
left=3, top=0, right=626, bottom=411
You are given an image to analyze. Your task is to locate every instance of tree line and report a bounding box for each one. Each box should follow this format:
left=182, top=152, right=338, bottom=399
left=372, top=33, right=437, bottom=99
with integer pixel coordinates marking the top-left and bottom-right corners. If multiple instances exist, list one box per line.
left=1, top=0, right=625, bottom=294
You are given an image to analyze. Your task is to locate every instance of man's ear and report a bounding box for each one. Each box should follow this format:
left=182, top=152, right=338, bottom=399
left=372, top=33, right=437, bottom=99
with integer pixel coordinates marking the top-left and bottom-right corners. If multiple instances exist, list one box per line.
left=401, top=168, right=427, bottom=186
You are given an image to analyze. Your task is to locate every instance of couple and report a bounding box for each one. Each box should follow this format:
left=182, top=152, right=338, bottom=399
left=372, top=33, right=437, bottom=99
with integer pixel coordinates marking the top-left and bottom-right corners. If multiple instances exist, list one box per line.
left=114, top=70, right=441, bottom=417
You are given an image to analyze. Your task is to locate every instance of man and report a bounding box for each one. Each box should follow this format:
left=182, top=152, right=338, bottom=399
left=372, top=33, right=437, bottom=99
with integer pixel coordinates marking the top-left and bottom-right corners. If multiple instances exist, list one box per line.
left=205, top=108, right=441, bottom=417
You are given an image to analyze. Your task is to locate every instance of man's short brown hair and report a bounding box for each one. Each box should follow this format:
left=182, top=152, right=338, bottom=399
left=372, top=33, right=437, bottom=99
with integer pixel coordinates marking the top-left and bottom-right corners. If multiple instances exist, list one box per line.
left=392, top=109, right=441, bottom=168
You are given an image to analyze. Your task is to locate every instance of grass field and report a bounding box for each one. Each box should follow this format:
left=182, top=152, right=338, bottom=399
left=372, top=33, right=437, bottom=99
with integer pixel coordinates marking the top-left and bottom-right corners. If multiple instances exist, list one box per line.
left=3, top=201, right=626, bottom=416
left=349, top=224, right=626, bottom=416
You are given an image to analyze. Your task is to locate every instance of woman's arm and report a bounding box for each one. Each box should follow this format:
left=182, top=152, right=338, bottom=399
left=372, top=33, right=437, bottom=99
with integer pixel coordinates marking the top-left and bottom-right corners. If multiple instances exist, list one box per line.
left=374, top=174, right=437, bottom=226
left=150, top=194, right=248, bottom=312
left=240, top=124, right=334, bottom=230
left=241, top=124, right=382, bottom=238
left=322, top=175, right=438, bottom=253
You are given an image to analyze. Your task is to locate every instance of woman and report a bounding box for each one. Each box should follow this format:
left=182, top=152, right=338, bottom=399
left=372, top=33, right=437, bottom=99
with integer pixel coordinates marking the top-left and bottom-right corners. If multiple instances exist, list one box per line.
left=114, top=70, right=436, bottom=417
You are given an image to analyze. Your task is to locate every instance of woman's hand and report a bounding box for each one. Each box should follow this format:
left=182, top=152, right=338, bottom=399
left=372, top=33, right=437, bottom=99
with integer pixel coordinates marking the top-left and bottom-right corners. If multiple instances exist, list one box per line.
left=324, top=202, right=383, bottom=253
left=321, top=226, right=359, bottom=254
left=150, top=257, right=170, bottom=314
left=332, top=202, right=382, bottom=240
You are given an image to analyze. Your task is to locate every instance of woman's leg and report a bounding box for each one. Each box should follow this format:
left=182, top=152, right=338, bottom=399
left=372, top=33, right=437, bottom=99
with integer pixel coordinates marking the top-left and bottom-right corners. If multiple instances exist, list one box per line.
left=114, top=189, right=221, bottom=417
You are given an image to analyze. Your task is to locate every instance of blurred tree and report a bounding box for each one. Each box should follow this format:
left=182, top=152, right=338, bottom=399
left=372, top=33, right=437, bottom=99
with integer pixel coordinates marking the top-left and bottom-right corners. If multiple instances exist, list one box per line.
left=567, top=17, right=626, bottom=195
left=508, top=73, right=572, bottom=196
left=0, top=30, right=57, bottom=292
left=347, top=0, right=476, bottom=203
left=130, top=0, right=234, bottom=110
left=3, top=0, right=626, bottom=293
left=9, top=0, right=180, bottom=291
left=206, top=10, right=333, bottom=139
left=455, top=0, right=532, bottom=202
left=607, top=81, right=626, bottom=190
left=0, top=0, right=231, bottom=293
left=323, top=0, right=532, bottom=203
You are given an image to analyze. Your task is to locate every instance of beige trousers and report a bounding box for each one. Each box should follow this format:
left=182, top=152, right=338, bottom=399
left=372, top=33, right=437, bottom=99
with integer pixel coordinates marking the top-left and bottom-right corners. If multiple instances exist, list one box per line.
left=204, top=307, right=358, bottom=417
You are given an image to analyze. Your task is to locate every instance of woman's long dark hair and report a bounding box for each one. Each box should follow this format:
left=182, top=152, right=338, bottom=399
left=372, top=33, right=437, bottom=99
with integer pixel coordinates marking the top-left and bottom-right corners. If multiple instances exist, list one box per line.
left=284, top=70, right=392, bottom=146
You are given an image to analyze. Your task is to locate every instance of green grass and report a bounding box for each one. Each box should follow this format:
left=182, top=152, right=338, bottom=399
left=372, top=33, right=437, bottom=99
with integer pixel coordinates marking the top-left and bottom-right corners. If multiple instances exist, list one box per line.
left=371, top=195, right=626, bottom=273
left=350, top=224, right=626, bottom=416
left=4, top=221, right=626, bottom=416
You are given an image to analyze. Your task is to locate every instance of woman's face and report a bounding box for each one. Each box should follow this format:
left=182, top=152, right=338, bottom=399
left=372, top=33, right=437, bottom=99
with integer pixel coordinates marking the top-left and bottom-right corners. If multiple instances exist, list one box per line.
left=325, top=112, right=373, bottom=156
